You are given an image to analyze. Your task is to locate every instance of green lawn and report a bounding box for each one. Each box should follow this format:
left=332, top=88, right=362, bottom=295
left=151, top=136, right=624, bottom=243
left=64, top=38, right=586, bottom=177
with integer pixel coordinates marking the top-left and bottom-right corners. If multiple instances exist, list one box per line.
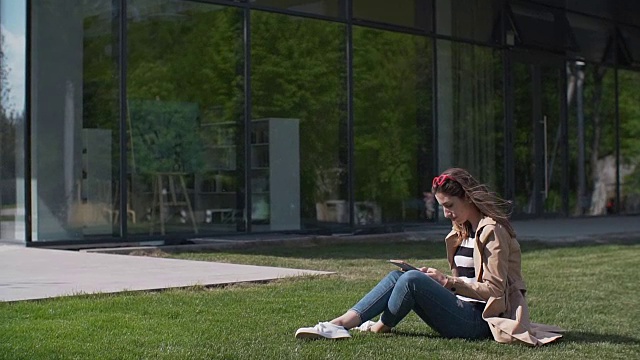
left=1, top=241, right=638, bottom=359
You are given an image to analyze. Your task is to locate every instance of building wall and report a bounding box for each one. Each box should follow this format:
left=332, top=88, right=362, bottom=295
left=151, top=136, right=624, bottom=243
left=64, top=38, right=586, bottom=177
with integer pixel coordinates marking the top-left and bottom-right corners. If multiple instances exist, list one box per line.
left=5, top=0, right=640, bottom=245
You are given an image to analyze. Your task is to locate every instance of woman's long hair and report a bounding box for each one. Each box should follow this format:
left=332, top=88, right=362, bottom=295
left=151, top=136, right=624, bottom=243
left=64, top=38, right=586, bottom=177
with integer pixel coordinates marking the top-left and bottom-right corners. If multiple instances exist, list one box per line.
left=432, top=168, right=516, bottom=240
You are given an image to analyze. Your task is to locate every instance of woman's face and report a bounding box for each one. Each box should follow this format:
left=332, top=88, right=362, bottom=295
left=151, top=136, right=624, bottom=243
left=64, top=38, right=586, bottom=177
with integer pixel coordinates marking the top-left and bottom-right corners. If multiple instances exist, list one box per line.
left=434, top=192, right=474, bottom=226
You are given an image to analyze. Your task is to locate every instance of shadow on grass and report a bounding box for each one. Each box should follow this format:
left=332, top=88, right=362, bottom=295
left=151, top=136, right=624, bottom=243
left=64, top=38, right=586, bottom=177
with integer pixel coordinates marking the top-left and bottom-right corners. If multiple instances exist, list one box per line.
left=564, top=331, right=640, bottom=345
left=376, top=329, right=639, bottom=345
left=391, top=330, right=441, bottom=339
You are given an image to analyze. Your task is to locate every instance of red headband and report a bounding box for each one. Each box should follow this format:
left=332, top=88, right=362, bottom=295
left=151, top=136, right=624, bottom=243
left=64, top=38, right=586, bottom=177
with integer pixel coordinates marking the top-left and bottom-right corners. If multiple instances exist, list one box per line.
left=432, top=174, right=455, bottom=188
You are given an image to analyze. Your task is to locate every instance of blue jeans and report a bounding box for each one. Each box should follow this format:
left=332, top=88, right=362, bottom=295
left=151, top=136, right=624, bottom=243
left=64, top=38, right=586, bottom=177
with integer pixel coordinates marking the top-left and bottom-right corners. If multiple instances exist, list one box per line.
left=350, top=270, right=491, bottom=339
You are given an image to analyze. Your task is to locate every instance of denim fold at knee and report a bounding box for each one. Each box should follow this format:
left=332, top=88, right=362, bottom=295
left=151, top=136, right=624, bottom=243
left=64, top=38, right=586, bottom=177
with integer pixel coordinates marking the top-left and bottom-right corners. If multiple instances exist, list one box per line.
left=349, top=270, right=403, bottom=324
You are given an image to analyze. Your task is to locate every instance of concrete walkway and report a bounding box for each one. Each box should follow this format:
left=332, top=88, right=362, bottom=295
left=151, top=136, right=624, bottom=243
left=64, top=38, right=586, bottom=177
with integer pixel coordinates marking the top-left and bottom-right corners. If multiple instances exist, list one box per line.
left=512, top=215, right=640, bottom=241
left=1, top=215, right=638, bottom=303
left=0, top=246, right=331, bottom=302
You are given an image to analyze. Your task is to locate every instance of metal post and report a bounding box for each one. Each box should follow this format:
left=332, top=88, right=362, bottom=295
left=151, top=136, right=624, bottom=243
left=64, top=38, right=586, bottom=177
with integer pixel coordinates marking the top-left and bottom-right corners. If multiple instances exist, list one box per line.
left=243, top=6, right=252, bottom=232
left=614, top=67, right=620, bottom=214
left=118, top=0, right=128, bottom=238
left=346, top=0, right=354, bottom=228
left=25, top=0, right=33, bottom=244
left=576, top=60, right=586, bottom=215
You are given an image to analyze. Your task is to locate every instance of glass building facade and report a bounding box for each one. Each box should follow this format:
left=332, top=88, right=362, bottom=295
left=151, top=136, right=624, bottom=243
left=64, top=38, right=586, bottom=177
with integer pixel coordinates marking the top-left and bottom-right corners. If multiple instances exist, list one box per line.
left=2, top=0, right=640, bottom=246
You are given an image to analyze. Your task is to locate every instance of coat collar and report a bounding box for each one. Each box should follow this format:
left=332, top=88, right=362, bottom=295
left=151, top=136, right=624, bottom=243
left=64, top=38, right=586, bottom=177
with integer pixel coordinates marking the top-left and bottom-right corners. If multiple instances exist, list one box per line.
left=444, top=216, right=497, bottom=269
left=444, top=216, right=496, bottom=242
left=477, top=216, right=497, bottom=236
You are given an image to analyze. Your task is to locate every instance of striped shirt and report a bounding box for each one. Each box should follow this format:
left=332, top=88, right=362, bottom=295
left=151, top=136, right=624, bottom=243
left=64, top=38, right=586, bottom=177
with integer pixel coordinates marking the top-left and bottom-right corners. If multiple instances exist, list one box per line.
left=454, top=235, right=485, bottom=303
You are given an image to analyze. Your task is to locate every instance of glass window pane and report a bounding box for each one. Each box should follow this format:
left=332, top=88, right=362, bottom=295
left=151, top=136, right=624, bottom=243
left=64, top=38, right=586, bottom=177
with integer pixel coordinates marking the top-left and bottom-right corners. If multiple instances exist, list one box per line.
left=510, top=1, right=576, bottom=52
left=619, top=70, right=640, bottom=214
left=619, top=26, right=640, bottom=66
left=353, top=27, right=433, bottom=225
left=436, top=40, right=504, bottom=194
left=613, top=5, right=640, bottom=29
left=31, top=0, right=120, bottom=241
left=251, top=11, right=347, bottom=231
left=567, top=13, right=612, bottom=64
left=250, top=0, right=345, bottom=19
left=128, top=1, right=245, bottom=235
left=567, top=62, right=616, bottom=216
left=0, top=0, right=26, bottom=244
left=512, top=61, right=534, bottom=214
left=353, top=0, right=432, bottom=32
left=540, top=66, right=564, bottom=216
left=511, top=58, right=564, bottom=216
left=528, top=0, right=639, bottom=28
left=529, top=0, right=640, bottom=26
left=436, top=0, right=502, bottom=44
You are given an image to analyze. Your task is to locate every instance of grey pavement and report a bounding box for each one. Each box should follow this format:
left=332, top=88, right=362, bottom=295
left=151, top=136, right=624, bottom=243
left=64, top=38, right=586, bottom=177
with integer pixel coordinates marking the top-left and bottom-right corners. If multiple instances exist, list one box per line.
left=0, top=246, right=332, bottom=302
left=512, top=215, right=640, bottom=241
left=1, top=215, right=638, bottom=303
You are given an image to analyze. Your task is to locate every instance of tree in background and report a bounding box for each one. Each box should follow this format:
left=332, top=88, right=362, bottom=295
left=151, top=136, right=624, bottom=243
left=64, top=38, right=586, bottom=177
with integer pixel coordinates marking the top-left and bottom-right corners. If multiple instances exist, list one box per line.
left=353, top=28, right=430, bottom=222
left=250, top=12, right=346, bottom=223
left=88, top=5, right=434, bottom=226
left=448, top=43, right=503, bottom=195
left=0, top=32, right=18, bottom=206
left=617, top=70, right=640, bottom=213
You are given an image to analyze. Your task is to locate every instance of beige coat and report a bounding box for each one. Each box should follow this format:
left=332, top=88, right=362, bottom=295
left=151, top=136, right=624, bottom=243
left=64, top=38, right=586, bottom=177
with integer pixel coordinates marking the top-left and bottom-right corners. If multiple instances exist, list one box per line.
left=442, top=217, right=564, bottom=346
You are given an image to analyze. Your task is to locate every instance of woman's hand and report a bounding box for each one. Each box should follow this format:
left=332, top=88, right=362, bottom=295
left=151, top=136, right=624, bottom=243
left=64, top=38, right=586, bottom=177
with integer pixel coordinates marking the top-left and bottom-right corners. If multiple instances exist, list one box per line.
left=419, top=267, right=447, bottom=286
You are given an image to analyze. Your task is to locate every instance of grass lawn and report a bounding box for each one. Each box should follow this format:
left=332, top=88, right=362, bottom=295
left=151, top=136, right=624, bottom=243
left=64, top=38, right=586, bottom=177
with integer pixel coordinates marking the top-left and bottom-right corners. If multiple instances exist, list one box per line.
left=1, top=241, right=639, bottom=359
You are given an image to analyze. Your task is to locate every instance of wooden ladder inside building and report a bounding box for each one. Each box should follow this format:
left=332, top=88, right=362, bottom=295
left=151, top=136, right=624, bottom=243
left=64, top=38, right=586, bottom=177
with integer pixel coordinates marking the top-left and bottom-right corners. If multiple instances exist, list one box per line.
left=149, top=172, right=198, bottom=235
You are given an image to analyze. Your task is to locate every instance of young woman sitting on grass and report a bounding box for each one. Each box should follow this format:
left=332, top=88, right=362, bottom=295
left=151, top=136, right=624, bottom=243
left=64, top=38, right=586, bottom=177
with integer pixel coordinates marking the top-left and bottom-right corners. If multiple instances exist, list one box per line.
left=295, top=168, right=563, bottom=346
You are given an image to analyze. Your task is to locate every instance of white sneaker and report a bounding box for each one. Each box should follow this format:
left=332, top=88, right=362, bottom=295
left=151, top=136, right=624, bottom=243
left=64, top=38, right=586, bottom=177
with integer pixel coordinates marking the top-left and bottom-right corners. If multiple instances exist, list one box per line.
left=295, top=322, right=352, bottom=340
left=353, top=320, right=377, bottom=332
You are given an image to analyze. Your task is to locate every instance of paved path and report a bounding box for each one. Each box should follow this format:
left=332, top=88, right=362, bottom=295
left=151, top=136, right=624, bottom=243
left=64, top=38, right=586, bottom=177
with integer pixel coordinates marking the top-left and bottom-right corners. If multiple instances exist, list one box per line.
left=0, top=246, right=331, bottom=302
left=512, top=216, right=640, bottom=240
